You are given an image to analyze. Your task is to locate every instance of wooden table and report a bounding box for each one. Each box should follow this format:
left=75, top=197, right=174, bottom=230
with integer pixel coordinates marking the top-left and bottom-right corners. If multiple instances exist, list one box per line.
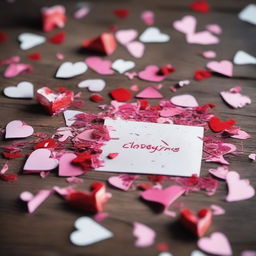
left=0, top=0, right=255, bottom=255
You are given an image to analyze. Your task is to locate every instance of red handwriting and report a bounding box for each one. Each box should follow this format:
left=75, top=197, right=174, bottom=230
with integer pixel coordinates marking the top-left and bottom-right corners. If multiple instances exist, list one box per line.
left=122, top=141, right=180, bottom=153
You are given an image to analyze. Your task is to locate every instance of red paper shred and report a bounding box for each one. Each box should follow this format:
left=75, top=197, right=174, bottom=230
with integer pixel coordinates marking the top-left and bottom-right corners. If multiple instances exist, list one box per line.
left=27, top=52, right=42, bottom=61
left=33, top=138, right=56, bottom=150
left=156, top=242, right=170, bottom=252
left=107, top=153, right=119, bottom=159
left=189, top=0, right=210, bottom=13
left=159, top=64, right=175, bottom=75
left=48, top=32, right=66, bottom=44
left=113, top=8, right=129, bottom=19
left=90, top=94, right=104, bottom=103
left=71, top=100, right=85, bottom=109
left=0, top=31, right=8, bottom=43
left=194, top=70, right=212, bottom=81
left=147, top=175, right=165, bottom=184
left=2, top=151, right=24, bottom=159
left=109, top=88, right=132, bottom=102
left=0, top=173, right=18, bottom=182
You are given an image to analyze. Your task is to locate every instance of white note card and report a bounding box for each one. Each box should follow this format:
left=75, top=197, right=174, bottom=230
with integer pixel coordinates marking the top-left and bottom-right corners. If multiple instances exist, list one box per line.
left=96, top=119, right=204, bottom=177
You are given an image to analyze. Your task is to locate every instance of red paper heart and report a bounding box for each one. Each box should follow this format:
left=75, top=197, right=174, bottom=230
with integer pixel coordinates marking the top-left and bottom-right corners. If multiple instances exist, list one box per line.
left=27, top=52, right=42, bottom=61
left=110, top=88, right=132, bottom=102
left=180, top=208, right=212, bottom=237
left=209, top=116, right=236, bottom=132
left=113, top=8, right=129, bottom=19
left=90, top=93, right=104, bottom=103
left=66, top=182, right=109, bottom=213
left=194, top=70, right=212, bottom=81
left=48, top=32, right=66, bottom=44
left=189, top=0, right=210, bottom=13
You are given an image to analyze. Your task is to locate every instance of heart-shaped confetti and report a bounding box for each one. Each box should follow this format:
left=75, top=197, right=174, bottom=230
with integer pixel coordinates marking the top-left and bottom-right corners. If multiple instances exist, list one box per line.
left=190, top=250, right=208, bottom=256
left=170, top=94, right=199, bottom=108
left=109, top=88, right=132, bottom=102
left=112, top=59, right=135, bottom=74
left=186, top=31, right=219, bottom=45
left=233, top=50, right=256, bottom=65
left=136, top=87, right=163, bottom=99
left=180, top=208, right=212, bottom=237
left=239, top=4, right=256, bottom=25
left=208, top=166, right=229, bottom=180
left=5, top=120, right=34, bottom=139
left=108, top=174, right=137, bottom=191
left=139, top=27, right=170, bottom=43
left=133, top=222, right=156, bottom=247
left=59, top=153, right=84, bottom=177
left=249, top=154, right=256, bottom=161
left=220, top=90, right=251, bottom=109
left=70, top=216, right=113, bottom=246
left=206, top=24, right=222, bottom=35
left=3, top=81, right=34, bottom=98
left=198, top=232, right=232, bottom=256
left=201, top=50, right=216, bottom=59
left=208, top=116, right=236, bottom=132
left=206, top=60, right=233, bottom=77
left=173, top=15, right=196, bottom=34
left=115, top=29, right=138, bottom=45
left=190, top=0, right=210, bottom=13
left=23, top=148, right=58, bottom=173
left=126, top=41, right=145, bottom=58
left=4, top=63, right=33, bottom=78
left=85, top=57, right=114, bottom=75
left=138, top=65, right=165, bottom=82
left=210, top=204, right=225, bottom=216
left=56, top=61, right=88, bottom=78
left=78, top=79, right=106, bottom=92
left=226, top=171, right=255, bottom=202
left=141, top=10, right=154, bottom=26
left=48, top=31, right=66, bottom=44
left=140, top=185, right=185, bottom=210
left=18, top=33, right=46, bottom=50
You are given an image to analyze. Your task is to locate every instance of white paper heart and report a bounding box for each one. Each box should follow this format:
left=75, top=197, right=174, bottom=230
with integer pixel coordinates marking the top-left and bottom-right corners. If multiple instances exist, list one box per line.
left=70, top=217, right=113, bottom=246
left=239, top=4, right=256, bottom=25
left=56, top=62, right=88, bottom=78
left=63, top=110, right=83, bottom=126
left=233, top=50, right=256, bottom=65
left=78, top=79, right=106, bottom=92
left=139, top=27, right=170, bottom=43
left=170, top=94, right=199, bottom=108
left=4, top=81, right=34, bottom=98
left=112, top=59, right=135, bottom=74
left=18, top=33, right=46, bottom=50
left=190, top=250, right=208, bottom=256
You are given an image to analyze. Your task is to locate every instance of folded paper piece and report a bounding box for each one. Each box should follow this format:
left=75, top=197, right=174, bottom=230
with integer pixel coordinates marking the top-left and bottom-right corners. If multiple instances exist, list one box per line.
left=97, top=119, right=204, bottom=176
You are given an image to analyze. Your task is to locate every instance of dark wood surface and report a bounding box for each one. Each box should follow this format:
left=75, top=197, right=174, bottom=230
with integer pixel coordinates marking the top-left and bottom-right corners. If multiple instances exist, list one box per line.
left=0, top=0, right=256, bottom=255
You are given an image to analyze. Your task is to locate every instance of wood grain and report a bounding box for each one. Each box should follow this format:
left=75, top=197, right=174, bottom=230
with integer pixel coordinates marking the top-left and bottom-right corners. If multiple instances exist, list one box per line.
left=0, top=0, right=256, bottom=255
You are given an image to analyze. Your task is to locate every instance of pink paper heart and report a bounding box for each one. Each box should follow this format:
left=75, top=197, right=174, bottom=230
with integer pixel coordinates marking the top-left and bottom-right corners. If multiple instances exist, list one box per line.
left=170, top=94, right=199, bottom=108
left=206, top=24, right=222, bottom=35
left=126, top=41, right=145, bottom=58
left=206, top=60, right=233, bottom=77
left=159, top=107, right=185, bottom=117
left=249, top=153, right=256, bottom=161
left=108, top=174, right=137, bottom=191
left=141, top=10, right=154, bottom=26
left=23, top=148, right=59, bottom=173
left=136, top=87, right=163, bottom=99
left=220, top=91, right=251, bottom=108
left=173, top=15, right=197, bottom=34
left=186, top=31, right=219, bottom=45
left=133, top=222, right=156, bottom=247
left=226, top=171, right=255, bottom=202
left=5, top=120, right=34, bottom=139
left=140, top=185, right=185, bottom=210
left=202, top=50, right=216, bottom=59
left=85, top=57, right=114, bottom=75
left=138, top=65, right=165, bottom=82
left=210, top=204, right=225, bottom=216
left=59, top=153, right=84, bottom=177
left=115, top=29, right=138, bottom=45
left=198, top=232, right=232, bottom=256
left=208, top=166, right=229, bottom=180
left=4, top=63, right=33, bottom=78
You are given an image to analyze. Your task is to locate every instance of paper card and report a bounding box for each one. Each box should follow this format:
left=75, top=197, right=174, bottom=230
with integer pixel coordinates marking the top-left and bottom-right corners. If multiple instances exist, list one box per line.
left=96, top=119, right=204, bottom=177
